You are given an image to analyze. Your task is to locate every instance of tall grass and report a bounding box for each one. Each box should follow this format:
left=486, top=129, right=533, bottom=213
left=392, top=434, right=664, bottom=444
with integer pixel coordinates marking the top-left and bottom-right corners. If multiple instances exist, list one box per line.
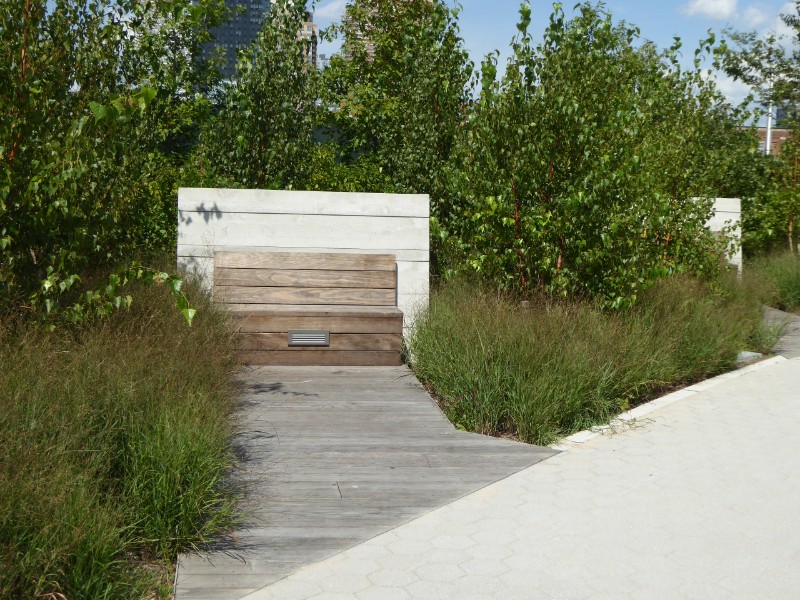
left=749, top=252, right=800, bottom=313
left=0, top=277, right=238, bottom=599
left=409, top=275, right=772, bottom=446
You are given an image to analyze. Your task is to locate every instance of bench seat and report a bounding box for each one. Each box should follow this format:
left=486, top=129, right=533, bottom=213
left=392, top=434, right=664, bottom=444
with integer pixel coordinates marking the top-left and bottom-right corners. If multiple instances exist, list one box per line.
left=214, top=252, right=404, bottom=366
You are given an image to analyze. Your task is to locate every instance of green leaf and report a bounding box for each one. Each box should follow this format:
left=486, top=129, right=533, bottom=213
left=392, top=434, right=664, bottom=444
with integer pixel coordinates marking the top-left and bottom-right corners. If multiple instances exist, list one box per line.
left=134, top=86, right=158, bottom=110
left=180, top=307, right=197, bottom=326
left=168, top=277, right=184, bottom=297
left=88, top=102, right=106, bottom=121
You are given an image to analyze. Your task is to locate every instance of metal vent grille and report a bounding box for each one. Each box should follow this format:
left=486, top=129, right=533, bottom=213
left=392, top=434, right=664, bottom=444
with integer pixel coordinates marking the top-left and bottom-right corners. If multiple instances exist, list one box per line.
left=288, top=330, right=330, bottom=347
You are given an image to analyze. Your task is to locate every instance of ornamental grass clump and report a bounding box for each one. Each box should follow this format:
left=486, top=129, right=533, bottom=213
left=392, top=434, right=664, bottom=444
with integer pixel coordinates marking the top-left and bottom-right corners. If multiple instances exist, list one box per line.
left=409, top=275, right=770, bottom=446
left=0, top=277, right=238, bottom=599
left=749, top=252, right=800, bottom=313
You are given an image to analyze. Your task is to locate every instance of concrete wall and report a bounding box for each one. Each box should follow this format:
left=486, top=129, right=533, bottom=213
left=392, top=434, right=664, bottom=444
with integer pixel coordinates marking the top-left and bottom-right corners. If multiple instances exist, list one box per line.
left=708, top=198, right=742, bottom=272
left=177, top=190, right=738, bottom=327
left=177, top=188, right=430, bottom=328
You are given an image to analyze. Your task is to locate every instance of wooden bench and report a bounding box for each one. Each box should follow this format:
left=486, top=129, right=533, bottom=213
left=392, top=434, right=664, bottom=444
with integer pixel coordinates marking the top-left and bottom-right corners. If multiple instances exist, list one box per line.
left=214, top=251, right=404, bottom=366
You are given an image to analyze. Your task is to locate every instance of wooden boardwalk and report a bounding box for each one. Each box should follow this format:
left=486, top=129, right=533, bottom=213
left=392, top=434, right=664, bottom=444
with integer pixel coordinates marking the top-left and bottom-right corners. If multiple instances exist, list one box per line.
left=174, top=366, right=556, bottom=600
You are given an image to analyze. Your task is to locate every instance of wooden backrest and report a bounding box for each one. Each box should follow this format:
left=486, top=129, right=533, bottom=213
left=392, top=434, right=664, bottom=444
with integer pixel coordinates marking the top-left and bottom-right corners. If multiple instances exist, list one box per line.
left=213, top=251, right=398, bottom=307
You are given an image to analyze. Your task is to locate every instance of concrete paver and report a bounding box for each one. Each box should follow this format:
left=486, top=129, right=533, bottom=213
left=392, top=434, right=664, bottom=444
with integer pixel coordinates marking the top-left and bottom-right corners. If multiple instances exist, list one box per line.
left=244, top=357, right=800, bottom=599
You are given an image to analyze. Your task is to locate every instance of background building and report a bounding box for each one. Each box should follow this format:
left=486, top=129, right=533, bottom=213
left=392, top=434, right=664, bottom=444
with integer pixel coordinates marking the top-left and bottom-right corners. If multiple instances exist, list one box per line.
left=207, top=0, right=272, bottom=79
left=757, top=127, right=793, bottom=155
left=206, top=1, right=318, bottom=77
left=300, top=20, right=319, bottom=68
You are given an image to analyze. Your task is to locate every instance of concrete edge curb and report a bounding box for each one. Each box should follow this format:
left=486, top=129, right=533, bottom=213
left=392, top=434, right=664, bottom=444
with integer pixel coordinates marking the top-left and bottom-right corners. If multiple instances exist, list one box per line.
left=549, top=356, right=788, bottom=452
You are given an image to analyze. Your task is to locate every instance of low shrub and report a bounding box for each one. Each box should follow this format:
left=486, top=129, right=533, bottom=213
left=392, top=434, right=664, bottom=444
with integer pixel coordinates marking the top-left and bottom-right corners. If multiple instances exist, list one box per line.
left=409, top=275, right=771, bottom=446
left=0, top=276, right=238, bottom=598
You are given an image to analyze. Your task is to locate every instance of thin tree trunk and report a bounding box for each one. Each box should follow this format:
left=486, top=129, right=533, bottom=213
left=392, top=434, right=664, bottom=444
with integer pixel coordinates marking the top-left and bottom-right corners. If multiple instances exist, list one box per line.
left=7, top=0, right=31, bottom=169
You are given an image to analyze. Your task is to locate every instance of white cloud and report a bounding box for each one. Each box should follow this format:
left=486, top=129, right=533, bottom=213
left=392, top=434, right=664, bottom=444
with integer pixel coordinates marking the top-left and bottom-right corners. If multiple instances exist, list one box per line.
left=774, top=2, right=796, bottom=38
left=314, top=0, right=348, bottom=21
left=742, top=4, right=770, bottom=27
left=683, top=0, right=738, bottom=20
left=712, top=71, right=756, bottom=105
left=750, top=3, right=796, bottom=50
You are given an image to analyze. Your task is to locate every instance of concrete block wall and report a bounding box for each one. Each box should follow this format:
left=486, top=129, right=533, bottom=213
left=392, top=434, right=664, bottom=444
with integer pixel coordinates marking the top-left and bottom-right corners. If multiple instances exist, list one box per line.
left=708, top=198, right=742, bottom=271
left=177, top=188, right=430, bottom=329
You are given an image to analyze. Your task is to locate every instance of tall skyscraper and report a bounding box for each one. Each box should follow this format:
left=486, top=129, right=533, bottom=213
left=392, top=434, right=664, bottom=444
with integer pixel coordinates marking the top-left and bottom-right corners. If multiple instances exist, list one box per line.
left=208, top=1, right=272, bottom=79
left=206, top=1, right=318, bottom=77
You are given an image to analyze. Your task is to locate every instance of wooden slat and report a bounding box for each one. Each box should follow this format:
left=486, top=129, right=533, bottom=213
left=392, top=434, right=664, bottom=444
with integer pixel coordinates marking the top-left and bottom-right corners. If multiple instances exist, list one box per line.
left=215, top=251, right=397, bottom=271
left=215, top=286, right=396, bottom=306
left=225, top=304, right=402, bottom=317
left=238, top=350, right=402, bottom=366
left=214, top=268, right=396, bottom=289
left=237, top=333, right=402, bottom=352
left=212, top=251, right=404, bottom=364
left=230, top=314, right=403, bottom=334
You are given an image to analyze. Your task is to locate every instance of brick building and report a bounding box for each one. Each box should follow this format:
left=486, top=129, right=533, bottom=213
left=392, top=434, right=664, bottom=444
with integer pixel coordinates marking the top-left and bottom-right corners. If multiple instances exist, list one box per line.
left=757, top=127, right=794, bottom=155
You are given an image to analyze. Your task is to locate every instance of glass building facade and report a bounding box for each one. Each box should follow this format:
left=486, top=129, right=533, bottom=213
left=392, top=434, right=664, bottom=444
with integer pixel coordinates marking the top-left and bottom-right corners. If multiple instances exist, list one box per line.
left=208, top=1, right=272, bottom=79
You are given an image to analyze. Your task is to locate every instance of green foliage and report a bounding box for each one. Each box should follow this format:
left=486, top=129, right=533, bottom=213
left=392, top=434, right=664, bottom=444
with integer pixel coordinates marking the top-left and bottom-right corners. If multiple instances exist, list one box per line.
left=196, top=0, right=317, bottom=189
left=0, top=275, right=237, bottom=598
left=409, top=275, right=770, bottom=445
left=320, top=0, right=473, bottom=199
left=438, top=2, right=748, bottom=307
left=308, top=142, right=395, bottom=192
left=720, top=1, right=800, bottom=255
left=0, top=0, right=224, bottom=321
left=718, top=1, right=800, bottom=112
left=119, top=0, right=229, bottom=253
left=123, top=0, right=229, bottom=157
left=741, top=142, right=800, bottom=255
left=1, top=0, right=768, bottom=318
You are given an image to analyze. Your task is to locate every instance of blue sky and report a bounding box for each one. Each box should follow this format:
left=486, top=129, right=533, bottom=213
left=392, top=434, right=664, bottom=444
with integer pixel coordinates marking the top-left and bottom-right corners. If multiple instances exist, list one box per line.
left=312, top=0, right=797, bottom=109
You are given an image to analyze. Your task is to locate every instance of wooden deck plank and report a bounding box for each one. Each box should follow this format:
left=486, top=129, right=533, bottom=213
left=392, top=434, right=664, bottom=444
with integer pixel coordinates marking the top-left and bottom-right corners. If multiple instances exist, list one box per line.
left=226, top=303, right=402, bottom=315
left=237, top=333, right=402, bottom=352
left=228, top=306, right=402, bottom=324
left=216, top=285, right=396, bottom=306
left=238, top=350, right=403, bottom=366
left=215, top=251, right=397, bottom=271
left=174, top=366, right=556, bottom=600
left=214, top=267, right=397, bottom=289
